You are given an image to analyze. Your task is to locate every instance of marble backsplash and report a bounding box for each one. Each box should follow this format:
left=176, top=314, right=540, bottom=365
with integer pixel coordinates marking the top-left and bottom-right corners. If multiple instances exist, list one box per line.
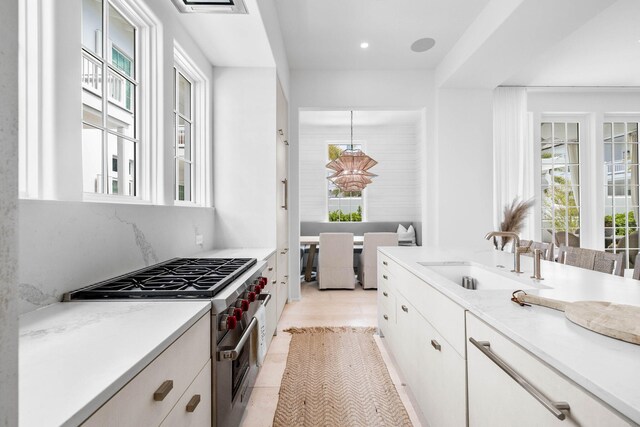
left=18, top=199, right=215, bottom=314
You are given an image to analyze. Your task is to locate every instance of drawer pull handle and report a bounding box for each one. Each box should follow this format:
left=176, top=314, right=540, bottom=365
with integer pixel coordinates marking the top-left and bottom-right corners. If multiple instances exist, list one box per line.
left=383, top=261, right=388, bottom=266
left=383, top=275, right=388, bottom=280
left=401, top=305, right=408, bottom=313
left=268, top=267, right=273, bottom=271
left=383, top=314, right=389, bottom=320
left=272, top=280, right=277, bottom=284
left=469, top=338, right=570, bottom=420
left=382, top=292, right=388, bottom=297
left=153, top=380, right=173, bottom=401
left=186, top=394, right=201, bottom=412
left=431, top=339, right=441, bottom=351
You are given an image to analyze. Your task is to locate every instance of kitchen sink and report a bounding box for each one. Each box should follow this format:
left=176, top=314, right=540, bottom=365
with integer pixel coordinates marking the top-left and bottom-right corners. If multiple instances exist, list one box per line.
left=418, top=261, right=550, bottom=291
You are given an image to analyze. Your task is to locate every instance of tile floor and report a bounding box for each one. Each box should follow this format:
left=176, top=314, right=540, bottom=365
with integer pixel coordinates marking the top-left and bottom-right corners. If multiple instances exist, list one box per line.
left=239, top=280, right=425, bottom=427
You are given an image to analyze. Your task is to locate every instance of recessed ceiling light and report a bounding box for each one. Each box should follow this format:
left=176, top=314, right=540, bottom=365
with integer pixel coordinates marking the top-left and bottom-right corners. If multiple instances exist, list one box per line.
left=410, top=38, right=436, bottom=53
left=360, top=42, right=369, bottom=49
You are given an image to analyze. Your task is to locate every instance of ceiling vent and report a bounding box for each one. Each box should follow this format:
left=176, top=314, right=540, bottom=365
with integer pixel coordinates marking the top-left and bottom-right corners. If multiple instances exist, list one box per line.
left=171, top=0, right=248, bottom=14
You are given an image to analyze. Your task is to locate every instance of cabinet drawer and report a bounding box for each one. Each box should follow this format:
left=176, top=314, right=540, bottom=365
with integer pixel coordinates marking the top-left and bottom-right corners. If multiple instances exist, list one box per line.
left=160, top=360, right=211, bottom=427
left=466, top=313, right=628, bottom=427
left=83, top=314, right=210, bottom=426
left=265, top=253, right=276, bottom=283
left=377, top=278, right=395, bottom=337
left=394, top=294, right=420, bottom=392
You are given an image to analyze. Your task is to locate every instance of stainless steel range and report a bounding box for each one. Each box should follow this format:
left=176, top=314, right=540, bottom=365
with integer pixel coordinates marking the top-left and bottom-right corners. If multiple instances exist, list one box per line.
left=64, top=257, right=269, bottom=427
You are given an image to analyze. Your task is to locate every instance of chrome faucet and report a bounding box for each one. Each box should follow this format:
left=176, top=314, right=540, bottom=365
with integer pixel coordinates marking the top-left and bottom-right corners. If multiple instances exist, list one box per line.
left=484, top=231, right=524, bottom=273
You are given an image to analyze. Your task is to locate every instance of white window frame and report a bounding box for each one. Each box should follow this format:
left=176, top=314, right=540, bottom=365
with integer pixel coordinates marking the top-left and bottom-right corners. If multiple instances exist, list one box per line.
left=173, top=42, right=210, bottom=207
left=325, top=140, right=366, bottom=222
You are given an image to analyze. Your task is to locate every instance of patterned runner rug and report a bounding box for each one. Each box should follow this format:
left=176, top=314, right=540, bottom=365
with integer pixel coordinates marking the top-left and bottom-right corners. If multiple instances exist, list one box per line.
left=273, top=327, right=413, bottom=427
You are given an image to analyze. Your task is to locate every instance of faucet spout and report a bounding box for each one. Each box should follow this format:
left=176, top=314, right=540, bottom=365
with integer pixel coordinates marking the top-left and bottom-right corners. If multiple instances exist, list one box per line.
left=485, top=231, right=523, bottom=273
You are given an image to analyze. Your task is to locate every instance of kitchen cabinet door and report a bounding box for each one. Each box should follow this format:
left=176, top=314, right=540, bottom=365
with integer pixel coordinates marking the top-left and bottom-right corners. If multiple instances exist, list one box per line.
left=159, top=361, right=211, bottom=427
left=416, top=314, right=466, bottom=427
left=395, top=293, right=419, bottom=393
left=467, top=313, right=628, bottom=427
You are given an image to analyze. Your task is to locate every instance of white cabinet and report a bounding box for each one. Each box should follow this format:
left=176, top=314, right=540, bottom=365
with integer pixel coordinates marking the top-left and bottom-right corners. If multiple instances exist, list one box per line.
left=159, top=361, right=212, bottom=427
left=263, top=252, right=278, bottom=347
left=275, top=78, right=289, bottom=322
left=378, top=256, right=467, bottom=426
left=466, top=312, right=628, bottom=427
left=83, top=315, right=211, bottom=426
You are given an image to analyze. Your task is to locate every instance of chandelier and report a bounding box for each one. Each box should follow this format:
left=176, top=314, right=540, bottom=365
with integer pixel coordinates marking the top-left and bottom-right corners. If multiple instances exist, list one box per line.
left=326, top=111, right=377, bottom=192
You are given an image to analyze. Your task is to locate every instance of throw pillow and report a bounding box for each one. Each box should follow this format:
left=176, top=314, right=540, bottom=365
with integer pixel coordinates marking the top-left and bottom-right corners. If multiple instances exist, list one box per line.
left=397, top=224, right=416, bottom=245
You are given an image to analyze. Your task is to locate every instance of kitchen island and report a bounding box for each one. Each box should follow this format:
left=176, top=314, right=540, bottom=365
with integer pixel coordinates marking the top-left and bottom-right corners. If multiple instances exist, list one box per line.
left=378, top=246, right=640, bottom=426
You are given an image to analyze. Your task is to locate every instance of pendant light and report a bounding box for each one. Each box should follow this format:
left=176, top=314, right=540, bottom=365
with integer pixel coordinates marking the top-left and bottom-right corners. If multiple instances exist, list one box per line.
left=326, top=111, right=377, bottom=192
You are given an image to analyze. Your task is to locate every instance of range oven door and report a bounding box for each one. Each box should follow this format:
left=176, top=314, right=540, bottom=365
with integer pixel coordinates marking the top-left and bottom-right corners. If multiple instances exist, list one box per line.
left=215, top=293, right=271, bottom=427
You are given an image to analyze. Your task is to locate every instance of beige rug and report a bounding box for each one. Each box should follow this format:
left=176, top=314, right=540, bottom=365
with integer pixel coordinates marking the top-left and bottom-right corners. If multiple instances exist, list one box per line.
left=273, top=327, right=413, bottom=427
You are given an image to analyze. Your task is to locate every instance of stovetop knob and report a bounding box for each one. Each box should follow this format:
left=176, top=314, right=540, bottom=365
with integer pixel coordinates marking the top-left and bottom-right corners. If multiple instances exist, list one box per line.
left=258, top=276, right=268, bottom=287
left=243, top=291, right=257, bottom=303
left=219, top=314, right=237, bottom=331
left=249, top=285, right=262, bottom=295
left=227, top=307, right=243, bottom=321
left=235, top=299, right=250, bottom=312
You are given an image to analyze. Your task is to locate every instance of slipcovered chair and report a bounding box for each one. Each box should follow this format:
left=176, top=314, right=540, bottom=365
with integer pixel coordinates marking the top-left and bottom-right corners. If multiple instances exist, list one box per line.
left=318, top=233, right=356, bottom=290
left=518, top=240, right=554, bottom=261
left=557, top=246, right=624, bottom=276
left=358, top=233, right=398, bottom=289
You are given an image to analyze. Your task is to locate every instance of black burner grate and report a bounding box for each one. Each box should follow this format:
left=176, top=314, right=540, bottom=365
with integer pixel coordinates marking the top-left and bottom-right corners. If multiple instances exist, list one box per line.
left=66, top=257, right=257, bottom=300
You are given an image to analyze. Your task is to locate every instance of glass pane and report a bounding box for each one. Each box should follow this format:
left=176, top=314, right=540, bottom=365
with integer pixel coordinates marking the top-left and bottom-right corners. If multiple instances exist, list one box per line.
left=82, top=124, right=103, bottom=193
left=81, top=54, right=102, bottom=94
left=603, top=143, right=613, bottom=164
left=604, top=122, right=612, bottom=142
left=567, top=123, right=579, bottom=142
left=82, top=102, right=102, bottom=127
left=554, top=122, right=566, bottom=143
left=541, top=143, right=553, bottom=164
left=629, top=143, right=638, bottom=164
left=108, top=4, right=135, bottom=78
left=541, top=122, right=552, bottom=143
left=178, top=73, right=191, bottom=118
left=177, top=117, right=191, bottom=161
left=566, top=144, right=579, bottom=164
left=629, top=123, right=639, bottom=143
left=566, top=164, right=580, bottom=186
left=614, top=123, right=625, bottom=142
left=82, top=0, right=102, bottom=55
left=107, top=77, right=135, bottom=139
left=177, top=158, right=191, bottom=202
left=107, top=133, right=136, bottom=196
left=614, top=144, right=626, bottom=162
left=554, top=144, right=567, bottom=163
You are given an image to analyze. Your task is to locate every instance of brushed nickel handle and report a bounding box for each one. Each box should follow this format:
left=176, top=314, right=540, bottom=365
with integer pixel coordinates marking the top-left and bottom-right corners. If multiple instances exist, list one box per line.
left=186, top=394, right=201, bottom=412
left=218, top=317, right=258, bottom=361
left=268, top=267, right=273, bottom=271
left=401, top=305, right=408, bottom=313
left=283, top=140, right=289, bottom=145
left=383, top=274, right=388, bottom=280
left=153, top=380, right=173, bottom=401
left=382, top=291, right=388, bottom=297
left=383, top=261, right=388, bottom=266
left=469, top=338, right=570, bottom=420
left=278, top=129, right=284, bottom=136
left=272, top=280, right=277, bottom=284
left=383, top=314, right=389, bottom=320
left=281, top=179, right=288, bottom=210
left=431, top=339, right=441, bottom=351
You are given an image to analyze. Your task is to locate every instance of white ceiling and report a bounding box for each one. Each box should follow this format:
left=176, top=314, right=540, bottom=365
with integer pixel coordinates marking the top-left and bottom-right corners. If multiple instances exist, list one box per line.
left=300, top=110, right=422, bottom=127
left=274, top=0, right=491, bottom=70
left=504, top=0, right=640, bottom=86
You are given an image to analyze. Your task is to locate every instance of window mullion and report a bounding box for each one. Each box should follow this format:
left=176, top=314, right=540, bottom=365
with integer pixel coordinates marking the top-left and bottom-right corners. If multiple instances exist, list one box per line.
left=102, top=0, right=109, bottom=194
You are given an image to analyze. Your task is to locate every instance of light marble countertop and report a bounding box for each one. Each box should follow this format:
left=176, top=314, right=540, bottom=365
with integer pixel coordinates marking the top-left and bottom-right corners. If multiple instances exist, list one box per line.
left=379, top=245, right=640, bottom=425
left=19, top=300, right=211, bottom=427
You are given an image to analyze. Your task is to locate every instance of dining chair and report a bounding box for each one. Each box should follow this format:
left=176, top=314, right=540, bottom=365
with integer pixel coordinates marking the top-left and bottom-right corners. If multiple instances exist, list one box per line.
left=633, top=254, right=640, bottom=280
left=557, top=246, right=624, bottom=276
left=358, top=232, right=398, bottom=289
left=518, top=240, right=554, bottom=261
left=318, top=233, right=356, bottom=290
left=555, top=232, right=580, bottom=248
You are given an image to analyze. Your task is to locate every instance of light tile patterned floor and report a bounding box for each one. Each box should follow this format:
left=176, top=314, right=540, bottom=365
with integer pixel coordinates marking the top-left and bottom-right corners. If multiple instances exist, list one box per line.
left=239, top=281, right=424, bottom=427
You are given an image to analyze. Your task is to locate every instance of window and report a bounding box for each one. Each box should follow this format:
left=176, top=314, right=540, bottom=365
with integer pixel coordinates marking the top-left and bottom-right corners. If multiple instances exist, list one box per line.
left=327, top=143, right=363, bottom=222
left=540, top=121, right=581, bottom=247
left=174, top=68, right=193, bottom=202
left=82, top=0, right=138, bottom=196
left=604, top=120, right=640, bottom=268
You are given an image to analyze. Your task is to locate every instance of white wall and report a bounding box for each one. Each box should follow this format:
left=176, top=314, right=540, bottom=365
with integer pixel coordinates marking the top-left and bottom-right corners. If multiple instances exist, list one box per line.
left=18, top=0, right=218, bottom=313
left=0, top=1, right=19, bottom=425
left=299, top=123, right=420, bottom=223
left=289, top=69, right=435, bottom=300
left=212, top=67, right=278, bottom=248
left=436, top=88, right=494, bottom=250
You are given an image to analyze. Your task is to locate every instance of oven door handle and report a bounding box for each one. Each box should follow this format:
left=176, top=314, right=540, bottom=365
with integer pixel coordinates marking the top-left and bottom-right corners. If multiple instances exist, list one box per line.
left=259, top=293, right=272, bottom=306
left=217, top=317, right=258, bottom=361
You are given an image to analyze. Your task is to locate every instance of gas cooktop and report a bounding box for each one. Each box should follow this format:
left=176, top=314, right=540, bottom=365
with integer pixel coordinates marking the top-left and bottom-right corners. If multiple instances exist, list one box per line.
left=64, top=257, right=257, bottom=300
